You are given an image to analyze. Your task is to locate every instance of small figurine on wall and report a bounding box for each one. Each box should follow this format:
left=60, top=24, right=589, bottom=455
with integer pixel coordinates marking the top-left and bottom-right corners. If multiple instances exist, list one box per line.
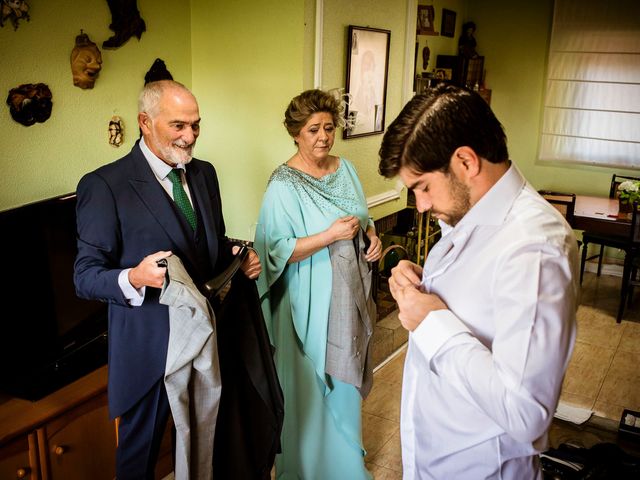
left=103, top=0, right=146, bottom=49
left=108, top=115, right=124, bottom=147
left=458, top=21, right=479, bottom=58
left=70, top=30, right=103, bottom=89
left=0, top=0, right=30, bottom=30
left=6, top=83, right=52, bottom=126
left=144, top=58, right=173, bottom=85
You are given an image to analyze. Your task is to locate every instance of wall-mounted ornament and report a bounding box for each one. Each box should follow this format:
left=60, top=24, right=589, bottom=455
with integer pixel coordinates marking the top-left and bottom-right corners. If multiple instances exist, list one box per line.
left=70, top=30, right=103, bottom=89
left=0, top=0, right=30, bottom=30
left=108, top=115, right=124, bottom=147
left=6, top=83, right=52, bottom=126
left=102, top=0, right=146, bottom=49
left=144, top=58, right=173, bottom=85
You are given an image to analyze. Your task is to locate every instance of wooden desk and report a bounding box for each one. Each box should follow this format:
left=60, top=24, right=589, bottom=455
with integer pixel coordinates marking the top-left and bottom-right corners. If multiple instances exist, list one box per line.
left=574, top=195, right=630, bottom=238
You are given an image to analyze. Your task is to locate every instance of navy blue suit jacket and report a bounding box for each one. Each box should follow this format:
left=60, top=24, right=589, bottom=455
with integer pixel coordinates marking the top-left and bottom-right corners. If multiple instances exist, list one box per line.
left=74, top=142, right=232, bottom=418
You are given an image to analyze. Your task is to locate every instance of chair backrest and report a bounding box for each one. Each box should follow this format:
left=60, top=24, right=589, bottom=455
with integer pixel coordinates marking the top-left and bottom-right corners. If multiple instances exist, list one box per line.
left=538, top=190, right=576, bottom=226
left=610, top=174, right=640, bottom=199
left=631, top=202, right=640, bottom=245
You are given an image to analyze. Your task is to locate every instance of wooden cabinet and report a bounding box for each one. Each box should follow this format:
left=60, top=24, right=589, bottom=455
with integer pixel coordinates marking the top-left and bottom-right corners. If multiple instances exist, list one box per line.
left=1, top=366, right=174, bottom=479
left=0, top=367, right=115, bottom=480
left=0, top=433, right=39, bottom=480
left=37, top=393, right=115, bottom=480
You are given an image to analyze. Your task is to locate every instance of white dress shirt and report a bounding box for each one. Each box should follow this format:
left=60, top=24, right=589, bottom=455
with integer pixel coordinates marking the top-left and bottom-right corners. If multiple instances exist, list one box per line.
left=118, top=137, right=192, bottom=305
left=401, top=165, right=579, bottom=479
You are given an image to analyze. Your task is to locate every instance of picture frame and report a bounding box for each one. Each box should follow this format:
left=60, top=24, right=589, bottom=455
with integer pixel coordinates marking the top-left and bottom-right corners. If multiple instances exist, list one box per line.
left=344, top=25, right=391, bottom=139
left=441, top=9, right=456, bottom=38
left=416, top=5, right=437, bottom=36
left=433, top=67, right=452, bottom=81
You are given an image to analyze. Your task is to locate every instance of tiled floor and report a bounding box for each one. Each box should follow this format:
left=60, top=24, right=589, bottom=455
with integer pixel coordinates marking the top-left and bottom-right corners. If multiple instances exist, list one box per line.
left=361, top=270, right=640, bottom=478
left=559, top=271, right=640, bottom=422
left=363, top=346, right=405, bottom=479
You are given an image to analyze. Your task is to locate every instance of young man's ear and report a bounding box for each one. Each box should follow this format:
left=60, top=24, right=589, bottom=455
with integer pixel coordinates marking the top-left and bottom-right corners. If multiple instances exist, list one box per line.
left=451, top=146, right=480, bottom=178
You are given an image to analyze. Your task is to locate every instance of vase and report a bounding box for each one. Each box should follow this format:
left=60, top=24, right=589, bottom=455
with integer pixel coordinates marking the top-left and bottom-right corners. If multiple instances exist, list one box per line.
left=618, top=199, right=632, bottom=220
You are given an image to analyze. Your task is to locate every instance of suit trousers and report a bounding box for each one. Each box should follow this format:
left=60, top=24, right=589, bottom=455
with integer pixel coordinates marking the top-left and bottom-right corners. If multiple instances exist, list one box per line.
left=116, top=378, right=172, bottom=480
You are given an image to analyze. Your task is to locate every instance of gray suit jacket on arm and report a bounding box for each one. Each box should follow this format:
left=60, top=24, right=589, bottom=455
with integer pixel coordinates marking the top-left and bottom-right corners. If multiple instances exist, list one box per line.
left=325, top=229, right=376, bottom=398
left=160, top=255, right=222, bottom=480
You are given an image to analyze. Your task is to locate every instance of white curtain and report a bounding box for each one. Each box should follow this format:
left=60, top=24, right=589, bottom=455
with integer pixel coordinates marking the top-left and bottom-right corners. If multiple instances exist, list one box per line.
left=539, top=0, right=640, bottom=168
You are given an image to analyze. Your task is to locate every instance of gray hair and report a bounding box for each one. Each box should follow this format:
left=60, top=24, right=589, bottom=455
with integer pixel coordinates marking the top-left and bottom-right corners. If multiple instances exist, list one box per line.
left=138, top=80, right=193, bottom=118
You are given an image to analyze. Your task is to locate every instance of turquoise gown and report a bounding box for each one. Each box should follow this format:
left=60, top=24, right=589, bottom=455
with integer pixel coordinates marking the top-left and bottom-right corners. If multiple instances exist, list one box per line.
left=255, top=158, right=373, bottom=480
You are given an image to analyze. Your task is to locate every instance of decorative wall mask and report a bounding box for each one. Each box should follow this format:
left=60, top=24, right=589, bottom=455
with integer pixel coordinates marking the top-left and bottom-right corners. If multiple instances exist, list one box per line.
left=108, top=115, right=124, bottom=147
left=144, top=58, right=173, bottom=85
left=6, top=83, right=52, bottom=126
left=70, top=30, right=103, bottom=89
left=103, top=0, right=146, bottom=49
left=0, top=0, right=30, bottom=30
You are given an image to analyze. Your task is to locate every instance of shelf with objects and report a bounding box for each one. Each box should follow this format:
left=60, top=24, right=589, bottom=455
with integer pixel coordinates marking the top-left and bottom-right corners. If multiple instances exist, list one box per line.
left=374, top=192, right=442, bottom=316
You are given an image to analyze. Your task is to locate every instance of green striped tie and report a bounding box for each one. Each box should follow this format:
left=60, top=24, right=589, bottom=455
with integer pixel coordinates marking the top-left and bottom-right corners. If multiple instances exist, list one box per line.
left=167, top=169, right=197, bottom=230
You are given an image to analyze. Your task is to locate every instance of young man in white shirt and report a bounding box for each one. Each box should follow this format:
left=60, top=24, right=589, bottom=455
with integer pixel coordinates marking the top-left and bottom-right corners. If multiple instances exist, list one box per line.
left=378, top=84, right=579, bottom=479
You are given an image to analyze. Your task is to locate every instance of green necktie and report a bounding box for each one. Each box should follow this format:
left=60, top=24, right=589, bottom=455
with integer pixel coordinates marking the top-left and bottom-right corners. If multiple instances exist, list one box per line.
left=167, top=169, right=197, bottom=230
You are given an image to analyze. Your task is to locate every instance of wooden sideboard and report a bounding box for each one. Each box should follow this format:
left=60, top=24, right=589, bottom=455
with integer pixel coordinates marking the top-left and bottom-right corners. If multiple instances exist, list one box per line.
left=0, top=366, right=172, bottom=480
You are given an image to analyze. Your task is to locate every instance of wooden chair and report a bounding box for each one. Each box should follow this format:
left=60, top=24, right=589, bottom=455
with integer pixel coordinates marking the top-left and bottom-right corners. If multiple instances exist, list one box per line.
left=580, top=174, right=640, bottom=284
left=610, top=173, right=640, bottom=199
left=617, top=202, right=640, bottom=322
left=538, top=190, right=577, bottom=226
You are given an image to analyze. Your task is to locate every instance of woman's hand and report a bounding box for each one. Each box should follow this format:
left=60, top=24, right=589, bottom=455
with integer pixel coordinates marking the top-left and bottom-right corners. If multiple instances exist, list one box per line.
left=364, top=233, right=382, bottom=262
left=327, top=215, right=360, bottom=242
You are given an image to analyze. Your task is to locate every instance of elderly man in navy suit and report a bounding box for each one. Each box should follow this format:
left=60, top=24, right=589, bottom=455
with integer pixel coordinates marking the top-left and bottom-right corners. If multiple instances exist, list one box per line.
left=74, top=80, right=261, bottom=479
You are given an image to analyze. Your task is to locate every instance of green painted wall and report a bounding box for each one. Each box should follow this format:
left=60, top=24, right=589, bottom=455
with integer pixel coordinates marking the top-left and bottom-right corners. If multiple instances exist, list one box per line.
left=190, top=0, right=305, bottom=239
left=0, top=0, right=192, bottom=210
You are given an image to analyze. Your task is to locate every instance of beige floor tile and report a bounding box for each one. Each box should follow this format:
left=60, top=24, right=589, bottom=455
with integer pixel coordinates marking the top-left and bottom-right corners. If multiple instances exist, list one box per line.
left=363, top=379, right=402, bottom=423
left=618, top=321, right=640, bottom=353
left=575, top=305, right=625, bottom=349
left=362, top=412, right=400, bottom=458
left=562, top=341, right=615, bottom=399
left=374, top=350, right=406, bottom=385
left=366, top=462, right=403, bottom=480
left=592, top=400, right=627, bottom=423
left=367, top=430, right=402, bottom=473
left=595, top=350, right=640, bottom=410
left=558, top=391, right=595, bottom=411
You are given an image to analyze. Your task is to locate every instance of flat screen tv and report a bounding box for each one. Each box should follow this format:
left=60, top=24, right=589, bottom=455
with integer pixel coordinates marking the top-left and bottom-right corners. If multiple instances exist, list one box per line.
left=0, top=193, right=108, bottom=401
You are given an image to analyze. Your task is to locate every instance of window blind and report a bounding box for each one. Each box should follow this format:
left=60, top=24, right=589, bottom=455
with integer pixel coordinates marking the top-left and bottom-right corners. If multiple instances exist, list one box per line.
left=539, top=0, right=640, bottom=168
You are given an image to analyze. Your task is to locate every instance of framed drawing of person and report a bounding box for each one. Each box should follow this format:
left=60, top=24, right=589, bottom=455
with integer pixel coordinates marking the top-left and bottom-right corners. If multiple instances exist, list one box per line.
left=343, top=25, right=390, bottom=139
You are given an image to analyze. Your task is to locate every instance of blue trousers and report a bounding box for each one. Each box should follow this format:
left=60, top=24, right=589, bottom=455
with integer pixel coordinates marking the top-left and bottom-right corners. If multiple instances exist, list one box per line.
left=116, top=379, right=172, bottom=479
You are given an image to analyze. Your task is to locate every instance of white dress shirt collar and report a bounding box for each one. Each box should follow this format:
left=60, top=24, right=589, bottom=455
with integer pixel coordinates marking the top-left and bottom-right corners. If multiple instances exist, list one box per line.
left=139, top=137, right=186, bottom=181
left=457, top=161, right=525, bottom=230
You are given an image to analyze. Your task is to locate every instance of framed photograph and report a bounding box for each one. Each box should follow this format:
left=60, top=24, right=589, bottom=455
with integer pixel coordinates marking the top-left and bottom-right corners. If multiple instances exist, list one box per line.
left=416, top=5, right=437, bottom=36
left=433, top=68, right=452, bottom=81
left=441, top=9, right=456, bottom=38
left=344, top=25, right=390, bottom=139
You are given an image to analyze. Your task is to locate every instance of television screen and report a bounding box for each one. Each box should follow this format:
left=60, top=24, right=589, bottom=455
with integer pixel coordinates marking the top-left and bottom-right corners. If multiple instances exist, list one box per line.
left=0, top=193, right=107, bottom=400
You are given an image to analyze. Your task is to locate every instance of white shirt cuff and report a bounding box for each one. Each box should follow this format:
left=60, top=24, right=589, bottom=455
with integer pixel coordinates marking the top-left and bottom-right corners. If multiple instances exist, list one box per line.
left=118, top=268, right=145, bottom=306
left=412, top=309, right=471, bottom=362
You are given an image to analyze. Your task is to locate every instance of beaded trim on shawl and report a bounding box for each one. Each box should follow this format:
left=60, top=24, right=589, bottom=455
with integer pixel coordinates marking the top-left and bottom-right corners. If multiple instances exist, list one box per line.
left=268, top=160, right=364, bottom=217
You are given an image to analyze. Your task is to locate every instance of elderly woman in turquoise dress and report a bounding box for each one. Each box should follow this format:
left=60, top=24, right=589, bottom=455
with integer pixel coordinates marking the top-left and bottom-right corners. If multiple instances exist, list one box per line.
left=255, top=89, right=382, bottom=479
